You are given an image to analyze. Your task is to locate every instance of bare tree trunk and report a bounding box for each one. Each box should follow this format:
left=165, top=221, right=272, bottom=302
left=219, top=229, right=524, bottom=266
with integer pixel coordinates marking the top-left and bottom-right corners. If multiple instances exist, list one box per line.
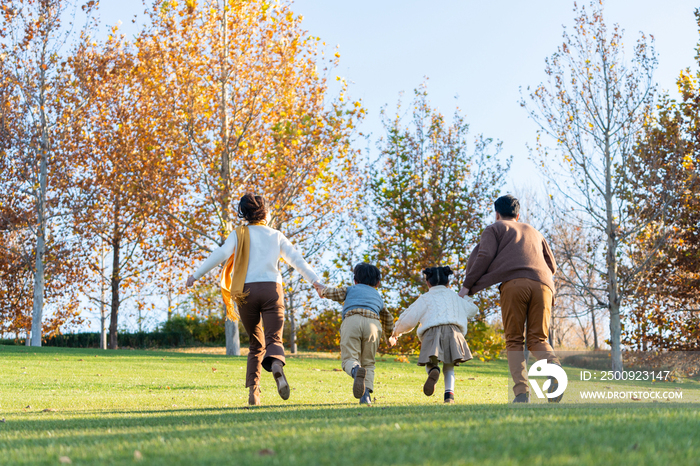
left=100, top=261, right=107, bottom=350
left=288, top=290, right=297, bottom=354
left=167, top=286, right=173, bottom=321
left=97, top=240, right=107, bottom=349
left=30, top=49, right=50, bottom=347
left=225, top=314, right=241, bottom=356
left=100, top=304, right=107, bottom=350
left=605, top=131, right=623, bottom=373
left=30, top=223, right=46, bottom=347
left=219, top=4, right=241, bottom=356
left=609, top=300, right=622, bottom=371
left=109, top=199, right=121, bottom=350
left=590, top=302, right=599, bottom=350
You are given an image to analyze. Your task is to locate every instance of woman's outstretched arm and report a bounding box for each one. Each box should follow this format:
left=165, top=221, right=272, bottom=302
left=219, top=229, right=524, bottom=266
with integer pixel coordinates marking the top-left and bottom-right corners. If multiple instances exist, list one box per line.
left=279, top=234, right=321, bottom=285
left=187, top=232, right=238, bottom=286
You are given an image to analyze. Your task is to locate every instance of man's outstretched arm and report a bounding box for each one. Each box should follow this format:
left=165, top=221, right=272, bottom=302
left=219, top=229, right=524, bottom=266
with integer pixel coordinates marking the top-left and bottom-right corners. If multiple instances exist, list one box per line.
left=542, top=237, right=557, bottom=275
left=460, top=228, right=498, bottom=295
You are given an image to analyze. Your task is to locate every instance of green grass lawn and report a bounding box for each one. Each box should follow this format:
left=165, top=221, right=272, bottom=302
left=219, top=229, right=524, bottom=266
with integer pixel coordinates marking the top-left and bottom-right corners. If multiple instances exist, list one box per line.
left=1, top=345, right=698, bottom=466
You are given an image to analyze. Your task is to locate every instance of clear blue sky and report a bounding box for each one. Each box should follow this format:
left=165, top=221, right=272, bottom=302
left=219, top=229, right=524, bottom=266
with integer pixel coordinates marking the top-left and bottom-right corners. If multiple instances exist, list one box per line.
left=97, top=0, right=699, bottom=193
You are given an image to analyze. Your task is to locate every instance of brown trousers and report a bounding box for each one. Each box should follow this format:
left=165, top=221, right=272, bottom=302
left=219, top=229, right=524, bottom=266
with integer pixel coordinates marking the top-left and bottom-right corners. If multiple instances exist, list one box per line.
left=238, top=282, right=286, bottom=388
left=500, top=278, right=560, bottom=396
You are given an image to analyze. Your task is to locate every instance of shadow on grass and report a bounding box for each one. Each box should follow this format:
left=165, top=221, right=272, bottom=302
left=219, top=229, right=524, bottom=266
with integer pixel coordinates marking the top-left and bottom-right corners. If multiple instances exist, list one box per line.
left=6, top=401, right=700, bottom=428
left=2, top=402, right=700, bottom=466
left=0, top=345, right=510, bottom=377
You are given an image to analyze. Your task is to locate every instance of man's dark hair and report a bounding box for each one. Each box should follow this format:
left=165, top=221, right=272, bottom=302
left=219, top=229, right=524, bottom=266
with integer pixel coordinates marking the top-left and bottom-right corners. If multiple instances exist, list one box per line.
left=494, top=194, right=520, bottom=219
left=423, top=266, right=454, bottom=287
left=237, top=193, right=268, bottom=223
left=353, top=262, right=381, bottom=287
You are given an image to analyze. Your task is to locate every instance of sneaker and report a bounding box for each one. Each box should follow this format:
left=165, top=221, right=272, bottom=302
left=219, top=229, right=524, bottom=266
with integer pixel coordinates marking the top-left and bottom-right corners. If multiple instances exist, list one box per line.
left=513, top=393, right=530, bottom=403
left=423, top=367, right=440, bottom=396
left=271, top=361, right=290, bottom=400
left=360, top=388, right=372, bottom=405
left=353, top=366, right=366, bottom=399
left=547, top=375, right=563, bottom=403
left=444, top=391, right=455, bottom=404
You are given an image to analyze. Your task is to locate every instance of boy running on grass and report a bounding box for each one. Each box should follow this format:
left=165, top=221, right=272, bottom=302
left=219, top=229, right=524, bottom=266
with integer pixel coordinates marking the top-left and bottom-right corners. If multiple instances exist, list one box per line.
left=313, top=263, right=394, bottom=405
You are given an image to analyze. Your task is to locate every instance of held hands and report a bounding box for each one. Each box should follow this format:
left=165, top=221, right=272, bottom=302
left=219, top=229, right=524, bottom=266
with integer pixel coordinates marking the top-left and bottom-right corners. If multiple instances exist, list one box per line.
left=313, top=281, right=325, bottom=298
left=388, top=336, right=397, bottom=347
left=186, top=274, right=196, bottom=288
left=458, top=286, right=469, bottom=298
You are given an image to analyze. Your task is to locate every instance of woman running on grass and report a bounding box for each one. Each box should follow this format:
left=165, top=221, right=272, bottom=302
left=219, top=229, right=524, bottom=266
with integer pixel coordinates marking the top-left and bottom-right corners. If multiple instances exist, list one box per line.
left=186, top=194, right=322, bottom=406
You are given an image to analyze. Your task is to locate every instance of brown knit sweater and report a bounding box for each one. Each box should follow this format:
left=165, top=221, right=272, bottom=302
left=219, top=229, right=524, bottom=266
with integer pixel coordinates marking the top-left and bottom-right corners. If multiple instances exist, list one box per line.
left=462, top=219, right=557, bottom=295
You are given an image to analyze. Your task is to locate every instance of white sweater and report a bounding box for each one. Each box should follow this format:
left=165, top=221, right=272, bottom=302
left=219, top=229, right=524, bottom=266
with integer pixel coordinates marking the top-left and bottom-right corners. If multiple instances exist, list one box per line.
left=393, top=286, right=479, bottom=340
left=192, top=225, right=320, bottom=285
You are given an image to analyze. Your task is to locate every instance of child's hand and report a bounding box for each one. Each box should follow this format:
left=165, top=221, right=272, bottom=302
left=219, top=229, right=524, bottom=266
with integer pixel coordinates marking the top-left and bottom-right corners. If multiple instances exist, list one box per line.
left=388, top=336, right=397, bottom=347
left=313, top=281, right=325, bottom=298
left=186, top=274, right=195, bottom=288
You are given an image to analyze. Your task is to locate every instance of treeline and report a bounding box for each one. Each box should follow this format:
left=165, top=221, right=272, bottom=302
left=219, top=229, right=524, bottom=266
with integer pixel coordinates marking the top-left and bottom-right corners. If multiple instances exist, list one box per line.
left=1, top=1, right=699, bottom=368
left=0, top=0, right=364, bottom=353
left=0, top=312, right=506, bottom=361
left=522, top=4, right=700, bottom=363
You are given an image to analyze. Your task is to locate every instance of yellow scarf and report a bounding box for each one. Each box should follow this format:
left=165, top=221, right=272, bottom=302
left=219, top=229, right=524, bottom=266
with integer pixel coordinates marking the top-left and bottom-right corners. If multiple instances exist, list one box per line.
left=220, top=223, right=262, bottom=321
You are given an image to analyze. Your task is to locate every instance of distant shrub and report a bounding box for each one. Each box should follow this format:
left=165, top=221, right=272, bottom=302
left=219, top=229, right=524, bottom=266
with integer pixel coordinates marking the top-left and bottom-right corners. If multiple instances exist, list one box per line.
left=296, top=309, right=341, bottom=351
left=467, top=320, right=505, bottom=361
left=161, top=315, right=227, bottom=346
left=0, top=315, right=251, bottom=348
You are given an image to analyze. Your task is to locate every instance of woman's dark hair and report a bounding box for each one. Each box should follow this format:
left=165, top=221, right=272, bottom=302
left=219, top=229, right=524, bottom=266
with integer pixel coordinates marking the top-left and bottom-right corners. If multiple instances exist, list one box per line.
left=353, top=262, right=381, bottom=287
left=237, top=193, right=268, bottom=223
left=423, top=266, right=454, bottom=287
left=494, top=194, right=520, bottom=219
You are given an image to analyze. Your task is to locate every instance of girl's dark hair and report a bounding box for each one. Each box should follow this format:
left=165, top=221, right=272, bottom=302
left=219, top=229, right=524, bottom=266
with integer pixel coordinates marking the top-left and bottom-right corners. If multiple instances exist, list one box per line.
left=423, top=266, right=454, bottom=287
left=353, top=262, right=381, bottom=287
left=237, top=193, right=268, bottom=223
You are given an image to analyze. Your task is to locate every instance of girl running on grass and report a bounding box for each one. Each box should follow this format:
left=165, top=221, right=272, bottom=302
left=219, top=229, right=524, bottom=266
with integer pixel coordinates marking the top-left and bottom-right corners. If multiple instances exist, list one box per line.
left=389, top=266, right=478, bottom=403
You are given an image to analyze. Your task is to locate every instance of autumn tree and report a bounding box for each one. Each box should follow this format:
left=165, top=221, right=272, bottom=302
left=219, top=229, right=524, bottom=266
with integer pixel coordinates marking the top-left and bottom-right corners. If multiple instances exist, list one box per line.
left=523, top=1, right=671, bottom=371
left=623, top=9, right=700, bottom=350
left=0, top=46, right=32, bottom=340
left=0, top=226, right=34, bottom=341
left=546, top=213, right=606, bottom=349
left=368, top=84, right=509, bottom=352
left=0, top=227, right=85, bottom=342
left=0, top=0, right=95, bottom=344
left=66, top=31, right=185, bottom=349
left=138, top=0, right=364, bottom=355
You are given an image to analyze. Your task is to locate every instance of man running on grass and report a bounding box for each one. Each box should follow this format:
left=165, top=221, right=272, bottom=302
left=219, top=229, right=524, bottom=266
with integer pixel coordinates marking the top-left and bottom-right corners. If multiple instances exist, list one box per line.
left=458, top=194, right=562, bottom=403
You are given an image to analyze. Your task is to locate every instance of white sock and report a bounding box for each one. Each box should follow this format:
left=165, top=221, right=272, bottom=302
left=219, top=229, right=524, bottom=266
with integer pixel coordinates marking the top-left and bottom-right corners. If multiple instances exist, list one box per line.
left=443, top=363, right=455, bottom=392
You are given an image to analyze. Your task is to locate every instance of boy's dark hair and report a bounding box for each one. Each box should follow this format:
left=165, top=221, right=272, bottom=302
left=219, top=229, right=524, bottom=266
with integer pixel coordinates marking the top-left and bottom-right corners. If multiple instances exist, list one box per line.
left=353, top=262, right=381, bottom=287
left=423, top=266, right=454, bottom=287
left=237, top=193, right=268, bottom=223
left=494, top=194, right=520, bottom=219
